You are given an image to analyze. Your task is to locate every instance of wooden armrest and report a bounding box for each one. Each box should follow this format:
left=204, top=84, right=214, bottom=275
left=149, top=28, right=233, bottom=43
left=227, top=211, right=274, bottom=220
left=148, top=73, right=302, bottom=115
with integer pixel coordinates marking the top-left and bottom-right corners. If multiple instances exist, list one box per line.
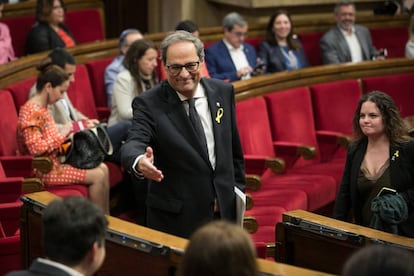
left=245, top=193, right=253, bottom=210
left=32, top=157, right=53, bottom=174
left=337, top=135, right=352, bottom=148
left=245, top=174, right=261, bottom=191
left=265, top=158, right=285, bottom=174
left=243, top=216, right=258, bottom=234
left=297, top=145, right=316, bottom=160
left=22, top=178, right=44, bottom=193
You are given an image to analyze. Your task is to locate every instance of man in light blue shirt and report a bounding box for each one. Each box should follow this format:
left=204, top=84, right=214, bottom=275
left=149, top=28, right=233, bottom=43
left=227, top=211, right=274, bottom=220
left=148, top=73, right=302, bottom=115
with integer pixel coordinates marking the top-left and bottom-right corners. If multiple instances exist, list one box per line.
left=104, top=28, right=143, bottom=107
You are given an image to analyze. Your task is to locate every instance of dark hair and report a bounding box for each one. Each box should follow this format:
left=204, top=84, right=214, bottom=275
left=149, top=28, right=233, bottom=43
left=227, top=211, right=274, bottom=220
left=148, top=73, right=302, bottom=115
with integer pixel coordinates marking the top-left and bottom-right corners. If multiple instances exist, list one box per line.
left=35, top=64, right=69, bottom=91
left=43, top=196, right=108, bottom=266
left=175, top=20, right=199, bottom=33
left=46, top=47, right=76, bottom=69
left=36, top=0, right=65, bottom=23
left=123, top=39, right=157, bottom=95
left=264, top=10, right=300, bottom=50
left=352, top=91, right=409, bottom=144
left=342, top=245, right=414, bottom=276
left=180, top=221, right=259, bottom=276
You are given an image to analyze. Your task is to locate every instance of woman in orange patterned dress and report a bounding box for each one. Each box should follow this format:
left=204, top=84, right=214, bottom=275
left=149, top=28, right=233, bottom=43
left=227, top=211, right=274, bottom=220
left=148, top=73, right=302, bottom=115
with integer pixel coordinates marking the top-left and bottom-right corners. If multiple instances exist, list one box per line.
left=17, top=64, right=109, bottom=213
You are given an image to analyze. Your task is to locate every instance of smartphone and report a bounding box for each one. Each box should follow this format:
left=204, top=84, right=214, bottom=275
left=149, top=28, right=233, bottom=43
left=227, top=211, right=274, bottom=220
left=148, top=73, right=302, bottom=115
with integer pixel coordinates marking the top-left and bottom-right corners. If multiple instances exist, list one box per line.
left=376, top=187, right=397, bottom=197
left=254, top=61, right=266, bottom=71
left=379, top=48, right=388, bottom=57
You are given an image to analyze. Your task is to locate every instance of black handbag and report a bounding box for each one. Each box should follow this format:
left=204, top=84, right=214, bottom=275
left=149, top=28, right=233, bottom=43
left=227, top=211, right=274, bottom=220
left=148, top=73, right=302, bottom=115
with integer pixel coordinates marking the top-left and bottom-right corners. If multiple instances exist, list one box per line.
left=61, top=124, right=113, bottom=169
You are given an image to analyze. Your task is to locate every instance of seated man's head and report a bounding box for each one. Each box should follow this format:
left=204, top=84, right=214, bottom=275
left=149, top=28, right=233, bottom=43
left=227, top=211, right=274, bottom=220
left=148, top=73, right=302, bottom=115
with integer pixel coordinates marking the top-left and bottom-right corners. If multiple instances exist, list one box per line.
left=334, top=0, right=356, bottom=32
left=222, top=12, right=248, bottom=49
left=43, top=196, right=108, bottom=276
left=175, top=20, right=200, bottom=37
left=119, top=29, right=143, bottom=55
left=43, top=47, right=76, bottom=83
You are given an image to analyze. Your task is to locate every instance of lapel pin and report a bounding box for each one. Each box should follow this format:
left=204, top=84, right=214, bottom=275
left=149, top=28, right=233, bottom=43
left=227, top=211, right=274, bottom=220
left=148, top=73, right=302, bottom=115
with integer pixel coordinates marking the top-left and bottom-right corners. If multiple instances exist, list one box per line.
left=215, top=108, right=224, bottom=123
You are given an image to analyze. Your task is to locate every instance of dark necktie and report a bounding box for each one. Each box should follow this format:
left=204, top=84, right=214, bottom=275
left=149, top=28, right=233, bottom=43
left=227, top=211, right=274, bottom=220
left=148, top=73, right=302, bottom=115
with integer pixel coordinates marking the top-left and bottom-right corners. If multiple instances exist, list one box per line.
left=187, top=98, right=208, bottom=155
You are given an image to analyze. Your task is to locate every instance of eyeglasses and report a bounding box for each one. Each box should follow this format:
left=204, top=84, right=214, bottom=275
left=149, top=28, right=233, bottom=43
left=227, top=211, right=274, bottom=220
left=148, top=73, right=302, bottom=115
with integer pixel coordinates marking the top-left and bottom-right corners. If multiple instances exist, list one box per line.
left=231, top=31, right=248, bottom=37
left=166, top=61, right=200, bottom=75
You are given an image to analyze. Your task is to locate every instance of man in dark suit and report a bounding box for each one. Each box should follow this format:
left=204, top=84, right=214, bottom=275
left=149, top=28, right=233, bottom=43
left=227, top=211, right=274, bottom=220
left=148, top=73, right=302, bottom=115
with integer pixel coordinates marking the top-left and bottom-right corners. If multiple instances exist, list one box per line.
left=6, top=196, right=108, bottom=276
left=320, top=0, right=383, bottom=64
left=205, top=12, right=260, bottom=82
left=121, top=30, right=246, bottom=238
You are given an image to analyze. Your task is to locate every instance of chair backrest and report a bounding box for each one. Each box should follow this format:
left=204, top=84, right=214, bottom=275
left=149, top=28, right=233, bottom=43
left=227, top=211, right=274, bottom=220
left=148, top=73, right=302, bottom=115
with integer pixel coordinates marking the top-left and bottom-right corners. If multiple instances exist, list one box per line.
left=236, top=96, right=275, bottom=157
left=298, top=32, right=324, bottom=66
left=65, top=9, right=105, bottom=43
left=85, top=57, right=113, bottom=107
left=264, top=87, right=320, bottom=165
left=6, top=77, right=36, bottom=112
left=310, top=79, right=362, bottom=136
left=0, top=90, right=19, bottom=156
left=370, top=27, right=408, bottom=58
left=67, top=64, right=99, bottom=119
left=0, top=15, right=35, bottom=57
left=361, top=73, right=414, bottom=118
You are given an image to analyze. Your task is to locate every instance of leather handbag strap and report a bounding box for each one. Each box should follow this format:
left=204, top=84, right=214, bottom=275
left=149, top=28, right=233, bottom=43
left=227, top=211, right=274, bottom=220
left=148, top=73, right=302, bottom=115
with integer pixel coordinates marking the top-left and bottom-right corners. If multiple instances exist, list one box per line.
left=88, top=124, right=114, bottom=155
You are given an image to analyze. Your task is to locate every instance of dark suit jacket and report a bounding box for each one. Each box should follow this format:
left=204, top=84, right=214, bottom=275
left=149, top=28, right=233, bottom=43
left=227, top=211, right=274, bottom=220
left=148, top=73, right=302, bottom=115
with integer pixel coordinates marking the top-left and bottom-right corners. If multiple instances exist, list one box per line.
left=333, top=138, right=414, bottom=237
left=205, top=40, right=257, bottom=82
left=121, top=78, right=246, bottom=238
left=320, top=24, right=378, bottom=64
left=258, top=39, right=309, bottom=73
left=25, top=22, right=77, bottom=55
left=6, top=259, right=71, bottom=276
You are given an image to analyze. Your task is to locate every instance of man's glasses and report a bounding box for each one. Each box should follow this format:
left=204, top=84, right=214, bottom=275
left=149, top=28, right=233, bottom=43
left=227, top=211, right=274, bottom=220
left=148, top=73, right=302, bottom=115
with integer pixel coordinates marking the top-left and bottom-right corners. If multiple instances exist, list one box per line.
left=231, top=31, right=248, bottom=38
left=166, top=61, right=200, bottom=75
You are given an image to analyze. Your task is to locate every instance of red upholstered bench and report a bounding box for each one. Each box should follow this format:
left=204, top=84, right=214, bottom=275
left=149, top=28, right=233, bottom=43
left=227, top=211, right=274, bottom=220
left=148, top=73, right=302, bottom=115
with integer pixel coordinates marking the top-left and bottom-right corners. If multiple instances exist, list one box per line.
left=85, top=57, right=113, bottom=117
left=0, top=15, right=35, bottom=57
left=361, top=73, right=414, bottom=118
left=370, top=27, right=408, bottom=58
left=65, top=9, right=105, bottom=43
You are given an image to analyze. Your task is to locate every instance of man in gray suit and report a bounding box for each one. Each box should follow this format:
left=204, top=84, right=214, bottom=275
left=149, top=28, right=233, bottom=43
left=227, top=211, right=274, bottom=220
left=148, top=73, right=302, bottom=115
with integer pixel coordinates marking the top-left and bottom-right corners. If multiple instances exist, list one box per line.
left=121, top=31, right=246, bottom=238
left=320, top=0, right=383, bottom=64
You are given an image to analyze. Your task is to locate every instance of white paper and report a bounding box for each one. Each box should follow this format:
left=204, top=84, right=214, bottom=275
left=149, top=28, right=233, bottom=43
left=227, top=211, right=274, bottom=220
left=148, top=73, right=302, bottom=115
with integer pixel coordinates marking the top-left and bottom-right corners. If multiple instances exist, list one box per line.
left=234, top=186, right=246, bottom=226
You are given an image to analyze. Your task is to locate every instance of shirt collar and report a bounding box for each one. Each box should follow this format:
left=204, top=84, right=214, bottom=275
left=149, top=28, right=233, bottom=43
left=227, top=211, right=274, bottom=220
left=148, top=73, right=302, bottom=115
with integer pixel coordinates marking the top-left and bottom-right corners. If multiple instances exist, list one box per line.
left=176, top=83, right=205, bottom=101
left=222, top=38, right=244, bottom=51
left=37, top=258, right=84, bottom=276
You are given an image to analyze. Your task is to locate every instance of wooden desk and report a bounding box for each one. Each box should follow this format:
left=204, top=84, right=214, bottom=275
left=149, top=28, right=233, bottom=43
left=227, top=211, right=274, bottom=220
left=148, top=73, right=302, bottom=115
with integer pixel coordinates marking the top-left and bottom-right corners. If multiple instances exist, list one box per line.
left=20, top=191, right=334, bottom=276
left=276, top=210, right=414, bottom=274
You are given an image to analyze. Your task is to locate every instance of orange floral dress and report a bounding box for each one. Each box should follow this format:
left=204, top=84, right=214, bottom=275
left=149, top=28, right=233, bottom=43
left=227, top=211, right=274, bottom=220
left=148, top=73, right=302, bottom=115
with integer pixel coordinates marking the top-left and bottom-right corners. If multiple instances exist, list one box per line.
left=17, top=102, right=87, bottom=186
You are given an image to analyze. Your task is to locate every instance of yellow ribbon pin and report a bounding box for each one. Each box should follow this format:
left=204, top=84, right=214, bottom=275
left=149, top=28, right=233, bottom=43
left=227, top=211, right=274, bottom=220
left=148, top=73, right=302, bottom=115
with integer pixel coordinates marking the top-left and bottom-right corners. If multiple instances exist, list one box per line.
left=215, top=108, right=224, bottom=123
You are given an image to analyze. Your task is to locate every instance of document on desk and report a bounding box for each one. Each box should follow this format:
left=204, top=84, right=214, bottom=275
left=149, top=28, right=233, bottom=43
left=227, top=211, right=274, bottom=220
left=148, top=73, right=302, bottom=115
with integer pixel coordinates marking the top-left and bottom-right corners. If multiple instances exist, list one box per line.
left=235, top=186, right=246, bottom=226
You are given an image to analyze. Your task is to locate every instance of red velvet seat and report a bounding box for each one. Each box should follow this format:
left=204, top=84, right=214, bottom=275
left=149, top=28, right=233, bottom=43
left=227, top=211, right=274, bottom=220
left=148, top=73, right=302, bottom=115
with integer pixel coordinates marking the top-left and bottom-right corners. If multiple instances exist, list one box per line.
left=298, top=32, right=324, bottom=66
left=0, top=203, right=21, bottom=275
left=236, top=96, right=336, bottom=211
left=85, top=57, right=113, bottom=114
left=65, top=9, right=105, bottom=44
left=309, top=79, right=362, bottom=160
left=264, top=88, right=345, bottom=191
left=245, top=205, right=285, bottom=245
left=361, top=73, right=414, bottom=118
left=0, top=15, right=35, bottom=57
left=370, top=27, right=408, bottom=58
left=6, top=77, right=36, bottom=112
